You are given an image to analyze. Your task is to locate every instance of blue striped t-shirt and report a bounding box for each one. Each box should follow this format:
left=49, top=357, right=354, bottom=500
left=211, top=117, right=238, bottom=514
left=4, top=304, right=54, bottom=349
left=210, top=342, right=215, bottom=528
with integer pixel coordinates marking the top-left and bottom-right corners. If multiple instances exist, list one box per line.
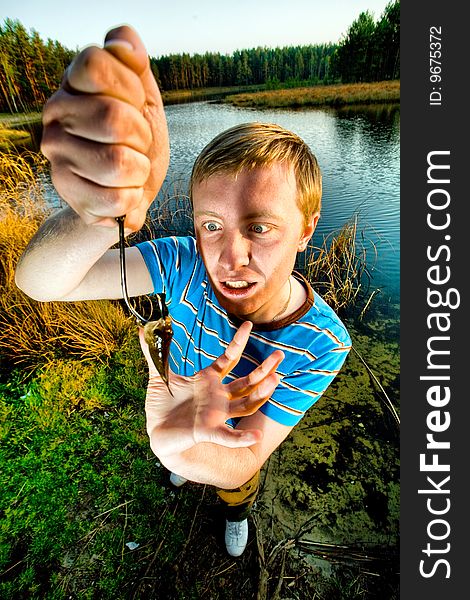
left=136, top=236, right=351, bottom=426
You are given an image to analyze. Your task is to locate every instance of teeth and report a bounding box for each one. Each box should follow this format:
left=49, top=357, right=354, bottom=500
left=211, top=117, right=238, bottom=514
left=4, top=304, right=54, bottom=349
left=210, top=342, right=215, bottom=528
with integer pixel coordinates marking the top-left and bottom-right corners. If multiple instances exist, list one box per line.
left=225, top=281, right=250, bottom=289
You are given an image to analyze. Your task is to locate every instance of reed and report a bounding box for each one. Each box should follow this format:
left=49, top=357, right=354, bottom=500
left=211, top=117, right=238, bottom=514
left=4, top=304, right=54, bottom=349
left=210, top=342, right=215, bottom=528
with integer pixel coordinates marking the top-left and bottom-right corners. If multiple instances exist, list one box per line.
left=149, top=176, right=194, bottom=236
left=0, top=151, right=135, bottom=368
left=304, top=215, right=376, bottom=313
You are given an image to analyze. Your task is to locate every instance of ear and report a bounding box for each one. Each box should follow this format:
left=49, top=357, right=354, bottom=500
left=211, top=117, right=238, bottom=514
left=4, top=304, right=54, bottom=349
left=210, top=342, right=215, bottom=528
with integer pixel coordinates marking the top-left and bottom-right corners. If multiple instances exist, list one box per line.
left=297, top=213, right=320, bottom=252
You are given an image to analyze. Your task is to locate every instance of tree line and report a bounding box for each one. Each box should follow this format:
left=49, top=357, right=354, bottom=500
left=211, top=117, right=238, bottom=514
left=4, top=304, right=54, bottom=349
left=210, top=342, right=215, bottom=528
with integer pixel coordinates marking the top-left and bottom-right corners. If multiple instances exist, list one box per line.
left=0, top=1, right=399, bottom=113
left=330, top=0, right=400, bottom=82
left=151, top=44, right=337, bottom=91
left=150, top=0, right=399, bottom=90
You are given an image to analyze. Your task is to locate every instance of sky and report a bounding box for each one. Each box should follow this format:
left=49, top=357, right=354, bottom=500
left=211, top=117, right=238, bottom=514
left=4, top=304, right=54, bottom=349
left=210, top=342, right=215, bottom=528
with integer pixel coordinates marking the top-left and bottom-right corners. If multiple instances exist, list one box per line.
left=1, top=0, right=392, bottom=57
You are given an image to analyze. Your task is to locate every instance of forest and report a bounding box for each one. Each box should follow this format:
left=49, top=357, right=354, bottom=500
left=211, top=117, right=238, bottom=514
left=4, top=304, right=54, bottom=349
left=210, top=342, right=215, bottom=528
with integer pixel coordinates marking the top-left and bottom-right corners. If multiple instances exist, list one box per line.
left=0, top=1, right=399, bottom=113
left=152, top=1, right=399, bottom=90
left=0, top=19, right=74, bottom=113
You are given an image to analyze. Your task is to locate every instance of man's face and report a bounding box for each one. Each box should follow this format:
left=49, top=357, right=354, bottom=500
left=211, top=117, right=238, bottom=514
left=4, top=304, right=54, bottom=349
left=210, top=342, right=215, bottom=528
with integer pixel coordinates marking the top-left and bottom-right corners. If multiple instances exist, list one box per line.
left=192, top=163, right=318, bottom=323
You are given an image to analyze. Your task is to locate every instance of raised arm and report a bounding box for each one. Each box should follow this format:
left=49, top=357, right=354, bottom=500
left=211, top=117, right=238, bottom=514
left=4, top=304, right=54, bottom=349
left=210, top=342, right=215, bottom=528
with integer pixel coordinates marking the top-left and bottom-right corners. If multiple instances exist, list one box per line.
left=15, top=25, right=169, bottom=301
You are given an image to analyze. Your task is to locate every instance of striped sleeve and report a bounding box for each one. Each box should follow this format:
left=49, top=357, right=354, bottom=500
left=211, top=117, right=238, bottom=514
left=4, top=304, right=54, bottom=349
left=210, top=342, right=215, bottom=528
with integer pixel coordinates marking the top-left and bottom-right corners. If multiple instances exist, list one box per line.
left=259, top=343, right=350, bottom=426
left=257, top=316, right=351, bottom=426
left=135, top=236, right=198, bottom=304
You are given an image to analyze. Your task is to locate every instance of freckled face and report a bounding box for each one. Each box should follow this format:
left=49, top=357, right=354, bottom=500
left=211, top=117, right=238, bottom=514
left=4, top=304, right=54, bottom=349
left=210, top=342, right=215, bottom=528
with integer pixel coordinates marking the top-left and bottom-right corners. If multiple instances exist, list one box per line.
left=192, top=163, right=317, bottom=323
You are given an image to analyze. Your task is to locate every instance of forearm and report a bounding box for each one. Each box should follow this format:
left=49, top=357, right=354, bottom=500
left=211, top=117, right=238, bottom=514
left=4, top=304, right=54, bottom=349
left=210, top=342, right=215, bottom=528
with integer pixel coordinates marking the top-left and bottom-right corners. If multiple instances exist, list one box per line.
left=160, top=441, right=261, bottom=490
left=15, top=206, right=119, bottom=301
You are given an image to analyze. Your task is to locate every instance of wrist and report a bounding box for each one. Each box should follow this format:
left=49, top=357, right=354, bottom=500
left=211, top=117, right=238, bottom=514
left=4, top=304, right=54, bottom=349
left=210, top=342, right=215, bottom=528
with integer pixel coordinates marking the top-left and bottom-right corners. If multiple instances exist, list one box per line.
left=155, top=442, right=259, bottom=489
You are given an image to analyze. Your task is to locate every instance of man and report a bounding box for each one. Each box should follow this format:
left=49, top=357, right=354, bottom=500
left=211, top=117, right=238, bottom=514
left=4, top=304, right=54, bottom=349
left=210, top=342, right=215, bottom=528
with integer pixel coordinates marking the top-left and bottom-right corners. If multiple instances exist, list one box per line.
left=15, top=26, right=351, bottom=557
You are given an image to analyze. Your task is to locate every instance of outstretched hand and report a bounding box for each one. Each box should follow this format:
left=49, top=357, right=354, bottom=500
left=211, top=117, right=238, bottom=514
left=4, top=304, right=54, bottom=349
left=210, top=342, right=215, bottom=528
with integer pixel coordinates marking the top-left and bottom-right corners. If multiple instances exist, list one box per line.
left=41, top=25, right=169, bottom=232
left=139, top=321, right=284, bottom=459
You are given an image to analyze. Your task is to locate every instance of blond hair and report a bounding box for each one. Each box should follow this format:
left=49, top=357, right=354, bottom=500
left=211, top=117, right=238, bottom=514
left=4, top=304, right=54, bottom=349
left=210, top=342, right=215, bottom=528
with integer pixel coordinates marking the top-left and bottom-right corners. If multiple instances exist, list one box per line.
left=190, top=122, right=322, bottom=223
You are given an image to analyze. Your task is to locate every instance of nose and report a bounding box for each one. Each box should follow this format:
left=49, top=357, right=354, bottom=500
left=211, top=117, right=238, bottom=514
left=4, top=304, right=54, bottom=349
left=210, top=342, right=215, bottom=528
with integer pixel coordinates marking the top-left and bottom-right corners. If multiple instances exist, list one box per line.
left=219, top=230, right=251, bottom=272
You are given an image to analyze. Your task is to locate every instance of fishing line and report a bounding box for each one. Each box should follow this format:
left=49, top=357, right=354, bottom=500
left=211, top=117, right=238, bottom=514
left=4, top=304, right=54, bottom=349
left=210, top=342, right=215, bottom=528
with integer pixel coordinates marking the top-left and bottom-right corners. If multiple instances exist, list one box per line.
left=116, top=215, right=148, bottom=325
left=116, top=215, right=173, bottom=396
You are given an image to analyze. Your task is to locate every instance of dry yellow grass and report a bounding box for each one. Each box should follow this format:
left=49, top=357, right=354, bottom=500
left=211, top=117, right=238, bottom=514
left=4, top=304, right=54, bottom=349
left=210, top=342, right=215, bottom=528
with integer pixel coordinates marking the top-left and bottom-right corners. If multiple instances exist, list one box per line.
left=0, top=127, right=31, bottom=150
left=225, top=80, right=400, bottom=109
left=305, top=215, right=376, bottom=313
left=0, top=151, right=135, bottom=368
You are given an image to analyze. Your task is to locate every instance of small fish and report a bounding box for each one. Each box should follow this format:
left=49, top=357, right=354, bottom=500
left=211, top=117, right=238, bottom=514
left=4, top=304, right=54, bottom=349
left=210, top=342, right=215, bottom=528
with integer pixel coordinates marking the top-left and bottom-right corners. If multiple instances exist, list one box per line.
left=143, top=314, right=173, bottom=392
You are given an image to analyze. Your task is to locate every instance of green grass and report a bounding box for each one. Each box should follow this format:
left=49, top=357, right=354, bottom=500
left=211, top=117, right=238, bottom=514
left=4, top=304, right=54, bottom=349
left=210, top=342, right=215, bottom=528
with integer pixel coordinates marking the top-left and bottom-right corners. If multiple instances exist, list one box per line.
left=0, top=354, right=267, bottom=600
left=0, top=349, right=205, bottom=599
left=0, top=346, right=399, bottom=599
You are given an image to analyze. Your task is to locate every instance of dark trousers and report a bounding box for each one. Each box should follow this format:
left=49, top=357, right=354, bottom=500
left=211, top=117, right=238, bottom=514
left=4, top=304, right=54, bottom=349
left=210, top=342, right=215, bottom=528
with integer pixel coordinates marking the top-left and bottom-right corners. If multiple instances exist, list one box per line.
left=215, top=471, right=260, bottom=521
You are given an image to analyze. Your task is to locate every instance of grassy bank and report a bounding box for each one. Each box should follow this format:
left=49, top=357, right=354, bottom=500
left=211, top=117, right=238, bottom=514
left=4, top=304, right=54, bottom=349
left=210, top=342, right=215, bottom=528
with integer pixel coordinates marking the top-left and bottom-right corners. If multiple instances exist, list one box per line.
left=224, top=80, right=400, bottom=109
left=161, top=84, right=265, bottom=105
left=0, top=113, right=42, bottom=150
left=0, top=152, right=399, bottom=598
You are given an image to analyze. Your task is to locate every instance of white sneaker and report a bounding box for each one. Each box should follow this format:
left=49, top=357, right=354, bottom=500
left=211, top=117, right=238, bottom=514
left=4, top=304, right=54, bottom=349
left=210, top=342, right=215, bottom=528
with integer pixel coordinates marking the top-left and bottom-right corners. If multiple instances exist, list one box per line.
left=225, top=519, right=248, bottom=557
left=169, top=472, right=188, bottom=487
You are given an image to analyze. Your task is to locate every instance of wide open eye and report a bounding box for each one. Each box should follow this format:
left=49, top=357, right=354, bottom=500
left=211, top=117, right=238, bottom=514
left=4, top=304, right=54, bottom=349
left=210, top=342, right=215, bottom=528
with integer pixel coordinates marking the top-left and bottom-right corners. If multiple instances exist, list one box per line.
left=250, top=223, right=270, bottom=234
left=202, top=221, right=222, bottom=232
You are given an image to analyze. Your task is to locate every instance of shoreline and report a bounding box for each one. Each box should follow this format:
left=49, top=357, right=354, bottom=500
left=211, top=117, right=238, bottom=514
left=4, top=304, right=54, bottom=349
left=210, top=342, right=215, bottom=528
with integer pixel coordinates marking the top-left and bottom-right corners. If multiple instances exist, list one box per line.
left=0, top=112, right=42, bottom=149
left=0, top=80, right=400, bottom=136
left=223, top=80, right=400, bottom=109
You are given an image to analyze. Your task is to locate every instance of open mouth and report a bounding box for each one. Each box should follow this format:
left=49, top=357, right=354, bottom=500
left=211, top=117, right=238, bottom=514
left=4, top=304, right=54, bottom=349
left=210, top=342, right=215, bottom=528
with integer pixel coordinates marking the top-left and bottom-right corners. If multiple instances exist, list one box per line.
left=220, top=280, right=257, bottom=296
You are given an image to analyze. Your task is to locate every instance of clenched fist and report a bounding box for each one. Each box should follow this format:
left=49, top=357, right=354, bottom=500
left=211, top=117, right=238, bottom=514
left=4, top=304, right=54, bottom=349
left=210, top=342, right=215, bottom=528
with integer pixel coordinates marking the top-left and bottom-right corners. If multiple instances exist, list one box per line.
left=41, top=25, right=170, bottom=232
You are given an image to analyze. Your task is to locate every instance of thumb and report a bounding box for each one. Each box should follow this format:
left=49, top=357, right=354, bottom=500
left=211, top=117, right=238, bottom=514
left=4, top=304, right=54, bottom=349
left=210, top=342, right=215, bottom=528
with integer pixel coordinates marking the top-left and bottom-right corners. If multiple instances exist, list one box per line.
left=202, top=426, right=263, bottom=448
left=104, top=25, right=162, bottom=106
left=104, top=25, right=170, bottom=228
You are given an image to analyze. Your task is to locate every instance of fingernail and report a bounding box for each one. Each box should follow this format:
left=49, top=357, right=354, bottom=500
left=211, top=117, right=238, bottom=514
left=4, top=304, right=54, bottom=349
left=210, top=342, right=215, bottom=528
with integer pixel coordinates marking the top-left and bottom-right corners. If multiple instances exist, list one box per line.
left=104, top=39, right=134, bottom=52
